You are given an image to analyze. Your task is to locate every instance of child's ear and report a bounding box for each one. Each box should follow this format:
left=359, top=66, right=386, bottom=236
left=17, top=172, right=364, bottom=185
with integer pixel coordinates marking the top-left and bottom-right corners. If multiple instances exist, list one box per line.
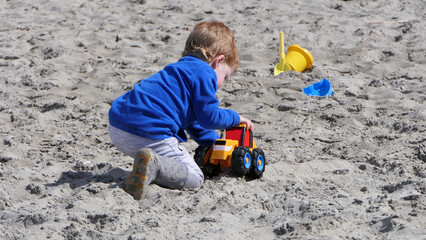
left=211, top=55, right=225, bottom=69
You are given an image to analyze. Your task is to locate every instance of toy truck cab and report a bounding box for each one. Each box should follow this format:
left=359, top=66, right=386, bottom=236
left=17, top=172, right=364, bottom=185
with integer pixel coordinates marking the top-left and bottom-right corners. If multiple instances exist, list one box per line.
left=195, top=124, right=265, bottom=178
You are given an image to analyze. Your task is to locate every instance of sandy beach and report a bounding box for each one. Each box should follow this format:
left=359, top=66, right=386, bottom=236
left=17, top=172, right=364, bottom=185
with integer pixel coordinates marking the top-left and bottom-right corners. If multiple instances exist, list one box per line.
left=0, top=0, right=425, bottom=239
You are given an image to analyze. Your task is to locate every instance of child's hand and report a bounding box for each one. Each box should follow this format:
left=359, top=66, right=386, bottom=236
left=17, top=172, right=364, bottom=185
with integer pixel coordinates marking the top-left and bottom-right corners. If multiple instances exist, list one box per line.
left=240, top=116, right=254, bottom=131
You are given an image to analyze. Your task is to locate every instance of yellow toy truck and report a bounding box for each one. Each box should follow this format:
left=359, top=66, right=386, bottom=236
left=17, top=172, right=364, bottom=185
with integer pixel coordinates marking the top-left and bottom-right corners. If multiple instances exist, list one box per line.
left=194, top=124, right=265, bottom=179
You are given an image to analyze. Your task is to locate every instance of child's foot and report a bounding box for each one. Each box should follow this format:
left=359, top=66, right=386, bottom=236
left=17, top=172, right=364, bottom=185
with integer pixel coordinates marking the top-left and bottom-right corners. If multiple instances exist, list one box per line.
left=124, top=148, right=158, bottom=200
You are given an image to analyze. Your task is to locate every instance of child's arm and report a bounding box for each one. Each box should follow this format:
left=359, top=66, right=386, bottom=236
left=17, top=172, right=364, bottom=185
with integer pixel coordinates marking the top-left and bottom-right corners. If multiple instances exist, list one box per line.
left=186, top=121, right=220, bottom=146
left=192, top=66, right=252, bottom=131
left=239, top=115, right=254, bottom=131
left=192, top=77, right=240, bottom=130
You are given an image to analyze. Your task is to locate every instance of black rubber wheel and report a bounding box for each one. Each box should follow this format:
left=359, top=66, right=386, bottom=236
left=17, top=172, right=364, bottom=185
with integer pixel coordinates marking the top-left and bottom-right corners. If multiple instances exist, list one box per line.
left=194, top=145, right=210, bottom=169
left=250, top=148, right=265, bottom=178
left=194, top=146, right=218, bottom=178
left=231, top=147, right=252, bottom=176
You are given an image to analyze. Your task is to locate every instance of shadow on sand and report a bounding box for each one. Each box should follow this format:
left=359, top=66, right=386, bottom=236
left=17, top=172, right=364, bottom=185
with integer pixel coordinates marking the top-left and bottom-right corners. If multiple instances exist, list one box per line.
left=46, top=164, right=130, bottom=189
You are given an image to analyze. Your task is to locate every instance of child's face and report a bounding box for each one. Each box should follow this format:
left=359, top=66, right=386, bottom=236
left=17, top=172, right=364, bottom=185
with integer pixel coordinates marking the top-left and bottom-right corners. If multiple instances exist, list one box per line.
left=214, top=63, right=234, bottom=89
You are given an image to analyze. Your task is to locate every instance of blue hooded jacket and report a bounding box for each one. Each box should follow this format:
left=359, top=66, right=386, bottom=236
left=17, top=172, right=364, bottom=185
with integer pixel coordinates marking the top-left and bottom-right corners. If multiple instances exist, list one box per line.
left=108, top=56, right=240, bottom=146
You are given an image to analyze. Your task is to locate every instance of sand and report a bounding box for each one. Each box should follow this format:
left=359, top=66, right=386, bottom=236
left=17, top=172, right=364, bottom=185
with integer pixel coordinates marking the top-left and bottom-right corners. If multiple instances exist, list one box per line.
left=0, top=0, right=425, bottom=239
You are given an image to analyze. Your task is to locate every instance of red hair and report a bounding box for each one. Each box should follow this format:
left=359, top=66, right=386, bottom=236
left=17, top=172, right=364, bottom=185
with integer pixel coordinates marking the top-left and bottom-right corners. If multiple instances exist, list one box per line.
left=182, top=21, right=239, bottom=70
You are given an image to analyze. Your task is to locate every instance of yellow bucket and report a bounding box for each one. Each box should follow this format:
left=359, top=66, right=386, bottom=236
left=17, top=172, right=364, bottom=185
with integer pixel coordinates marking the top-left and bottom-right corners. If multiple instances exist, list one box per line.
left=285, top=44, right=314, bottom=72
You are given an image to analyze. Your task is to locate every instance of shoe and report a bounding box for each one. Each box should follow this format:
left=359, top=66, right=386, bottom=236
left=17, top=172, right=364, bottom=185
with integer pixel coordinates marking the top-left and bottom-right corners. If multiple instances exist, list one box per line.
left=124, top=148, right=158, bottom=200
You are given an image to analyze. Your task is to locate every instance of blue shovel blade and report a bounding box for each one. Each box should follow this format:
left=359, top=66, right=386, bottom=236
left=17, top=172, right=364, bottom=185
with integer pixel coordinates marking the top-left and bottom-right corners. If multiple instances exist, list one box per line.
left=303, top=78, right=333, bottom=97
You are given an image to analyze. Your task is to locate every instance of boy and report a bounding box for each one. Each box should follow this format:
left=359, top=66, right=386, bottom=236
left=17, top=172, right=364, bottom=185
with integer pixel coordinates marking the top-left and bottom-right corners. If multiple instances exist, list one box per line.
left=108, top=21, right=253, bottom=200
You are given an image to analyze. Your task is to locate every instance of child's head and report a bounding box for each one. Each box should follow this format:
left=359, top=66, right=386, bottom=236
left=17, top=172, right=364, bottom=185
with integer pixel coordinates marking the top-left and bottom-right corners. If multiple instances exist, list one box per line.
left=182, top=21, right=239, bottom=71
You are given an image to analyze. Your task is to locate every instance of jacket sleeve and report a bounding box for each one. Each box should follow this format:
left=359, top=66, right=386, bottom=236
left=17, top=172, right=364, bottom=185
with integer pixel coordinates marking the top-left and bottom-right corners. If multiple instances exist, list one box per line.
left=186, top=121, right=219, bottom=146
left=191, top=67, right=240, bottom=130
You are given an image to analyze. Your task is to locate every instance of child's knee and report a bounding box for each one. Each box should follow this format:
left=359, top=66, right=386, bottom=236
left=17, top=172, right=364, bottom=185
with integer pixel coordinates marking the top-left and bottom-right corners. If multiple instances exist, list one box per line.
left=184, top=172, right=203, bottom=189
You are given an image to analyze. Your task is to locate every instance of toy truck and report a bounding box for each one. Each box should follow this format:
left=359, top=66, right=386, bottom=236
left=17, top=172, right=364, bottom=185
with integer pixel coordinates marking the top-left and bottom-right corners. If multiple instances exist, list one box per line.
left=194, top=124, right=266, bottom=178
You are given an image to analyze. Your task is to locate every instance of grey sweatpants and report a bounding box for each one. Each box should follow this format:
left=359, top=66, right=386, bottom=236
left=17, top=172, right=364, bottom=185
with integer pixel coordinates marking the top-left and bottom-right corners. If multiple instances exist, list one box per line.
left=108, top=125, right=204, bottom=189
